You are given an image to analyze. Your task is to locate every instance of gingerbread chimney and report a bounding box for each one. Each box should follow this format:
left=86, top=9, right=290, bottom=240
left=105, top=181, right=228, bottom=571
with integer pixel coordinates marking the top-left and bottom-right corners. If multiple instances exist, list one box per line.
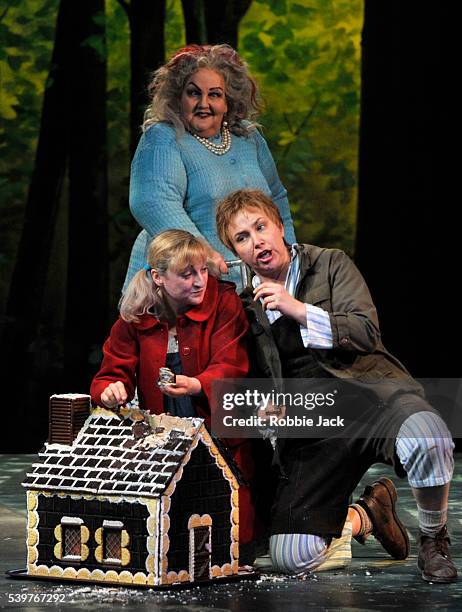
left=48, top=394, right=91, bottom=445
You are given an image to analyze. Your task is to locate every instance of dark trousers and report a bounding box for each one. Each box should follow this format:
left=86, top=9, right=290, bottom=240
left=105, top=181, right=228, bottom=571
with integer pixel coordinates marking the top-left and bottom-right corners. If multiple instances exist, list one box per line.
left=271, top=393, right=438, bottom=538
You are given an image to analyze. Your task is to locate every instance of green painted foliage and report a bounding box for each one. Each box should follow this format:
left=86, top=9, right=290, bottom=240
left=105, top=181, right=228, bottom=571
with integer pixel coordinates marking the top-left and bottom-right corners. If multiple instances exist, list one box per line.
left=165, top=0, right=186, bottom=59
left=1, top=0, right=362, bottom=309
left=0, top=0, right=59, bottom=299
left=241, top=0, right=363, bottom=253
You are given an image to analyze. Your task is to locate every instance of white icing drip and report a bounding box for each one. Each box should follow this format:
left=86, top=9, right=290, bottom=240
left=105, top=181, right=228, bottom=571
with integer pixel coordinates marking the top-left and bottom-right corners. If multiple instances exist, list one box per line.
left=50, top=393, right=91, bottom=399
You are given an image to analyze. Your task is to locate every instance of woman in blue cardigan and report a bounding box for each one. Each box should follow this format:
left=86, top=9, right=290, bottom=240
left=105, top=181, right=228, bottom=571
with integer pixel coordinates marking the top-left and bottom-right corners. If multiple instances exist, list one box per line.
left=125, top=44, right=296, bottom=290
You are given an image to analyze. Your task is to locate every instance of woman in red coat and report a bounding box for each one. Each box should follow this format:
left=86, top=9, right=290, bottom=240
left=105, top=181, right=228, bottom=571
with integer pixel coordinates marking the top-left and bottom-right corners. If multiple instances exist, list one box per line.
left=90, top=229, right=255, bottom=550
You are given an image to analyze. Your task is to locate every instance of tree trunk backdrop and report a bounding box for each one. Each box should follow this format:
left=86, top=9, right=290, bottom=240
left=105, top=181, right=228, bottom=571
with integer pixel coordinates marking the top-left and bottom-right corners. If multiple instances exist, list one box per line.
left=181, top=0, right=252, bottom=48
left=64, top=0, right=109, bottom=392
left=3, top=1, right=70, bottom=436
left=2, top=0, right=109, bottom=450
left=127, top=0, right=166, bottom=155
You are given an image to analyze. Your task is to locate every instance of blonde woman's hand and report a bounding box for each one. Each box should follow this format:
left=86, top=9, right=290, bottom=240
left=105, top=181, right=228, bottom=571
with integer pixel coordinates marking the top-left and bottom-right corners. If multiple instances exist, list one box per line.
left=100, top=381, right=128, bottom=408
left=160, top=375, right=202, bottom=397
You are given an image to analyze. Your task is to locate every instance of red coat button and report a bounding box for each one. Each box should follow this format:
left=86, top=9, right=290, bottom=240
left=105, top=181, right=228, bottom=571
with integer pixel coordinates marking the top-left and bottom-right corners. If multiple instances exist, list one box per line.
left=182, top=346, right=191, bottom=356
left=178, top=318, right=187, bottom=328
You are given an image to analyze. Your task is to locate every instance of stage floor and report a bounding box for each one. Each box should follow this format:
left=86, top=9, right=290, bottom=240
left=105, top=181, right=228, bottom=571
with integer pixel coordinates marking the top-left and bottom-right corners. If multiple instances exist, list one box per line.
left=1, top=454, right=460, bottom=611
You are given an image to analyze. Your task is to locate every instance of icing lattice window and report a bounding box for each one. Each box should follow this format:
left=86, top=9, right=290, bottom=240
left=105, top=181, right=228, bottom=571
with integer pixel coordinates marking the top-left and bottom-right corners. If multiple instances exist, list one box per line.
left=61, top=516, right=84, bottom=561
left=102, top=520, right=123, bottom=564
left=63, top=526, right=81, bottom=558
left=104, top=529, right=122, bottom=562
left=95, top=521, right=129, bottom=566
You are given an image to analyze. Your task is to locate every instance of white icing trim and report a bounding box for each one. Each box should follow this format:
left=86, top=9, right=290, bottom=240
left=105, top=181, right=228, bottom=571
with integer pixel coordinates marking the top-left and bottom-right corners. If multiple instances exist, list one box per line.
left=61, top=516, right=83, bottom=526
left=103, top=558, right=122, bottom=565
left=50, top=393, right=91, bottom=399
left=103, top=520, right=123, bottom=529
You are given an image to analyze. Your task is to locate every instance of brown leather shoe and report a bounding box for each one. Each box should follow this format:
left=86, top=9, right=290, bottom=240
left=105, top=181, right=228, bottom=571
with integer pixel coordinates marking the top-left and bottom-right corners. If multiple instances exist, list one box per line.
left=418, top=526, right=458, bottom=583
left=355, top=476, right=410, bottom=560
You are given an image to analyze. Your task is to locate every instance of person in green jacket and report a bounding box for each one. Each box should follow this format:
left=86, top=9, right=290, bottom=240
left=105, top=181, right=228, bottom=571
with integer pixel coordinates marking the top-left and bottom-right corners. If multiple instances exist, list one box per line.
left=215, top=188, right=457, bottom=584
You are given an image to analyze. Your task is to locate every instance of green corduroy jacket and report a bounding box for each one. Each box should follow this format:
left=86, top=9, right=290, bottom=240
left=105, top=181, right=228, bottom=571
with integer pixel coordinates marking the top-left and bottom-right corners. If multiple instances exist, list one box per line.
left=240, top=243, right=423, bottom=404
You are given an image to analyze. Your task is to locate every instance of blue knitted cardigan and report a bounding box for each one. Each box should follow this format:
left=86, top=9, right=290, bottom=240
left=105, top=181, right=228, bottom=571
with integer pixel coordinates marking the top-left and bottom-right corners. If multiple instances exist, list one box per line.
left=125, top=122, right=296, bottom=290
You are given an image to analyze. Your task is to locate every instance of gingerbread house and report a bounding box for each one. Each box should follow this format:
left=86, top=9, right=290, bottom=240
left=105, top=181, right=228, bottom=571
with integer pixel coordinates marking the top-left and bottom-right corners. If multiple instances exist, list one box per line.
left=22, top=394, right=241, bottom=587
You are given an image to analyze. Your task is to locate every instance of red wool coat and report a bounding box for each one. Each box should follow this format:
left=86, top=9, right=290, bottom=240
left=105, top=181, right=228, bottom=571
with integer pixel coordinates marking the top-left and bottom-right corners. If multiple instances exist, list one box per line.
left=90, top=277, right=256, bottom=543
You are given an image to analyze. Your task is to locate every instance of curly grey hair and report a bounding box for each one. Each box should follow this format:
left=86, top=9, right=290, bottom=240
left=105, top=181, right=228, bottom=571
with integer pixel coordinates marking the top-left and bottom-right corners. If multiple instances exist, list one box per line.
left=143, top=44, right=262, bottom=137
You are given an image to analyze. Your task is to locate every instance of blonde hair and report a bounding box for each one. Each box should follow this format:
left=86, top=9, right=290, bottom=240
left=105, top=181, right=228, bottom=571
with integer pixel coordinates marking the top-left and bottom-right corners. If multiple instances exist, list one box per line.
left=216, top=189, right=283, bottom=253
left=143, top=44, right=261, bottom=137
left=120, top=230, right=213, bottom=323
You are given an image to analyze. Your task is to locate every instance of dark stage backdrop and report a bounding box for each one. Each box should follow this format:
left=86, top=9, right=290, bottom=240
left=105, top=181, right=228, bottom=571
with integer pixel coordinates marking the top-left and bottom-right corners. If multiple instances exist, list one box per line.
left=356, top=1, right=459, bottom=380
left=0, top=0, right=459, bottom=451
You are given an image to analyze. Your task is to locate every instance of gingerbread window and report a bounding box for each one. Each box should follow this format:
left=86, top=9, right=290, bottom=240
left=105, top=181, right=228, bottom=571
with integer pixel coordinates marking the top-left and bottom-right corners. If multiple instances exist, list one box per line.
left=103, top=520, right=123, bottom=564
left=61, top=517, right=83, bottom=560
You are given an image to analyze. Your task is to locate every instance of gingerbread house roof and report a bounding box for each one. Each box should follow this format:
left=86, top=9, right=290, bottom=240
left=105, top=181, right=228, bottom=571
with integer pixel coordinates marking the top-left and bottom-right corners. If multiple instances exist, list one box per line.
left=22, top=408, right=224, bottom=499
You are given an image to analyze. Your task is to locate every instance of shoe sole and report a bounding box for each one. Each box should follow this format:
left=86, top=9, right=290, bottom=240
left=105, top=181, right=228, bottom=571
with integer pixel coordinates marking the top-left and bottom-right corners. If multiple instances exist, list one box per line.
left=371, top=476, right=410, bottom=560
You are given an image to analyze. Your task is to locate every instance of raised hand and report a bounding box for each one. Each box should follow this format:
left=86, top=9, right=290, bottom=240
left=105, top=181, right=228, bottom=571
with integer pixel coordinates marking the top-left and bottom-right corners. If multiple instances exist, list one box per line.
left=100, top=381, right=128, bottom=408
left=253, top=282, right=306, bottom=324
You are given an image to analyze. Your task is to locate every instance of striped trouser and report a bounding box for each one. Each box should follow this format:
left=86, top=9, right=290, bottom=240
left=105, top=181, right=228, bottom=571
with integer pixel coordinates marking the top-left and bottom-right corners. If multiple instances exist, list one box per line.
left=270, top=410, right=454, bottom=573
left=270, top=521, right=352, bottom=574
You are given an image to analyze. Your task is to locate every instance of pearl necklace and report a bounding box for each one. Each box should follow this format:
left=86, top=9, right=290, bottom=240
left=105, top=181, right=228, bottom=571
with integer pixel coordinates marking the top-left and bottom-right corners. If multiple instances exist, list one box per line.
left=190, top=125, right=231, bottom=155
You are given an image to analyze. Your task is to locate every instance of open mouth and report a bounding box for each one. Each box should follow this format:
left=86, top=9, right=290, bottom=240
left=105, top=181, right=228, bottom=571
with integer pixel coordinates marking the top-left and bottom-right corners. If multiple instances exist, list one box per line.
left=194, top=111, right=213, bottom=118
left=256, top=249, right=272, bottom=263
